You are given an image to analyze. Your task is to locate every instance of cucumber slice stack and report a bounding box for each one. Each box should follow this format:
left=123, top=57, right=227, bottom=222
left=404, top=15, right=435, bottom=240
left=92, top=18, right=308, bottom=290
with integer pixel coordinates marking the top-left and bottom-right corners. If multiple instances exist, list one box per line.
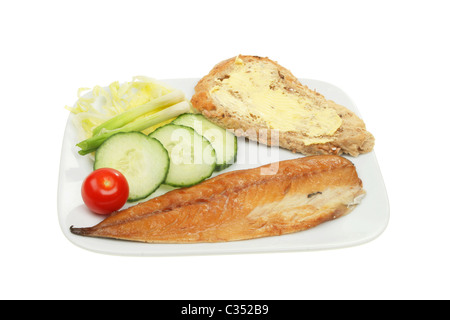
left=149, top=124, right=216, bottom=187
left=91, top=113, right=238, bottom=202
left=94, top=132, right=169, bottom=202
left=172, top=114, right=238, bottom=171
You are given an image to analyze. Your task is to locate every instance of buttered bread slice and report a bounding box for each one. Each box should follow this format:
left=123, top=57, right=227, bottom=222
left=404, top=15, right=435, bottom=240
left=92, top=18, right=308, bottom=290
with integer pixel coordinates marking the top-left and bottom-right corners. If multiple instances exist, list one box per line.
left=191, top=55, right=374, bottom=156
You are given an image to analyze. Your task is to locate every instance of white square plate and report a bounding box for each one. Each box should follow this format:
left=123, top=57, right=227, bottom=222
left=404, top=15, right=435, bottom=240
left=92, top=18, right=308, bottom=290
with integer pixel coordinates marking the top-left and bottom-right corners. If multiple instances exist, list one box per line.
left=57, top=78, right=389, bottom=256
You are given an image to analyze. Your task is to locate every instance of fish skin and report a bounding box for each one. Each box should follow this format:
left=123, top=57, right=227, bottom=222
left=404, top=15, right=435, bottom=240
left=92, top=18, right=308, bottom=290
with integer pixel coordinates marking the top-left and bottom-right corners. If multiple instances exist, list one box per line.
left=70, top=155, right=365, bottom=243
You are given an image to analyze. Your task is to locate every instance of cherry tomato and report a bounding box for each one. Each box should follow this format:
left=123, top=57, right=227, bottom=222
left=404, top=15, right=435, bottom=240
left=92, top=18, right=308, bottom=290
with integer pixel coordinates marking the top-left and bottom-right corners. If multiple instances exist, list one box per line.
left=81, top=168, right=129, bottom=215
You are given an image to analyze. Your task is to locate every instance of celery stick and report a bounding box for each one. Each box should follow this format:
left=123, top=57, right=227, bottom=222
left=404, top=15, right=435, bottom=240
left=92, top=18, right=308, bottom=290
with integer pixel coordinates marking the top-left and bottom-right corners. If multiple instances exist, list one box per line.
left=77, top=101, right=191, bottom=155
left=92, top=89, right=185, bottom=136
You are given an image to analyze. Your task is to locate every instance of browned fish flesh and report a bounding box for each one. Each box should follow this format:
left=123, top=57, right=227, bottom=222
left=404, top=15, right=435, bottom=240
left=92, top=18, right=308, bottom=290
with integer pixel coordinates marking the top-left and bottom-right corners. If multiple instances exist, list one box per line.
left=70, top=155, right=365, bottom=243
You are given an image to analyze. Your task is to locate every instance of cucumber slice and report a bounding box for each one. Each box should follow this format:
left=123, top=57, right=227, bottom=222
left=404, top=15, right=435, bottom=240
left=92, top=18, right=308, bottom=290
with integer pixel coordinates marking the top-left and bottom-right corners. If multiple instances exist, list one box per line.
left=94, top=132, right=169, bottom=202
left=149, top=124, right=216, bottom=187
left=172, top=113, right=237, bottom=171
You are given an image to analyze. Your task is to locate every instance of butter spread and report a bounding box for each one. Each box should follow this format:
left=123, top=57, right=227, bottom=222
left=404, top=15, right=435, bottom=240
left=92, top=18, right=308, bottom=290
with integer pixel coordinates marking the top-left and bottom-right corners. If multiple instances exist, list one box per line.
left=209, top=60, right=342, bottom=145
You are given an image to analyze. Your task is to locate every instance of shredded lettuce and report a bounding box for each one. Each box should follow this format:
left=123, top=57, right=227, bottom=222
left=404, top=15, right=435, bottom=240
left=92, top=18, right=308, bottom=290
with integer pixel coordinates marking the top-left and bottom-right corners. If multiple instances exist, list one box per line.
left=65, top=76, right=177, bottom=141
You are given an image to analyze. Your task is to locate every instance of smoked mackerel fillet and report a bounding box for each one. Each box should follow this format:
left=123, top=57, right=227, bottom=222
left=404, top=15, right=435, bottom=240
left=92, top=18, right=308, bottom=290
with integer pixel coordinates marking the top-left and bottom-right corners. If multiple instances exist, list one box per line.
left=70, top=155, right=365, bottom=243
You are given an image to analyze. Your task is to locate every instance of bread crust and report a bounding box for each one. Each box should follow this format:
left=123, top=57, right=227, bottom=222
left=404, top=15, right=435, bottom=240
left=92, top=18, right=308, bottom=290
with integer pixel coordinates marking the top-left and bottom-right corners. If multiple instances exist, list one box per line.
left=191, top=55, right=374, bottom=156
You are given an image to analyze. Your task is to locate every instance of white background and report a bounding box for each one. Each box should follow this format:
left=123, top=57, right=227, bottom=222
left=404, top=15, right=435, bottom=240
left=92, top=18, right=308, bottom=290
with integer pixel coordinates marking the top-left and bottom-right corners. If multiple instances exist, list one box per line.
left=1, top=0, right=449, bottom=300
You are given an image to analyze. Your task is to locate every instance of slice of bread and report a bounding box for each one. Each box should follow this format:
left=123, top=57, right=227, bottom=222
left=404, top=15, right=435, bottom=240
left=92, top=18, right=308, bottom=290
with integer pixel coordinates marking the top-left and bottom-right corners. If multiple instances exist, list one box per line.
left=191, top=55, right=374, bottom=156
